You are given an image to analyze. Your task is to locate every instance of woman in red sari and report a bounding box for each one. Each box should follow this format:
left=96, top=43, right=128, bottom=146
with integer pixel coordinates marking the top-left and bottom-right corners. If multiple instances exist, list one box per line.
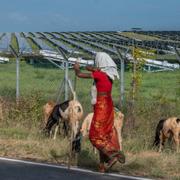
left=74, top=52, right=125, bottom=172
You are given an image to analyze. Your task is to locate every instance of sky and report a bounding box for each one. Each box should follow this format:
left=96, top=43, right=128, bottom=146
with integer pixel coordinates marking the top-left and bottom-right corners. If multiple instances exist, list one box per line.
left=0, top=0, right=180, bottom=32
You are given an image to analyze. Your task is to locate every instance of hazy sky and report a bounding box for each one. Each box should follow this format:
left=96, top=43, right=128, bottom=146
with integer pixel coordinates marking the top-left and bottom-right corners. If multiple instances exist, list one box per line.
left=0, top=0, right=180, bottom=32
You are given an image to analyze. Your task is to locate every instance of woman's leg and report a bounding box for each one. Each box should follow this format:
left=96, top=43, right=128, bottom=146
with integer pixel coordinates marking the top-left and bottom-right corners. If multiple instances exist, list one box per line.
left=99, top=151, right=105, bottom=173
left=99, top=151, right=112, bottom=172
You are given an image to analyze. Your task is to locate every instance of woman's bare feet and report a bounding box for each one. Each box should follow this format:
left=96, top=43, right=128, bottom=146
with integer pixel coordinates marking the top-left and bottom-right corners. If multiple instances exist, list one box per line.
left=104, top=156, right=118, bottom=171
left=99, top=163, right=105, bottom=173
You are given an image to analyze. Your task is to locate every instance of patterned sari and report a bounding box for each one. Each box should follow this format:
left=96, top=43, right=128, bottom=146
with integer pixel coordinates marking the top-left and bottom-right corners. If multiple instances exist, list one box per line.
left=89, top=70, right=123, bottom=166
left=89, top=94, right=120, bottom=160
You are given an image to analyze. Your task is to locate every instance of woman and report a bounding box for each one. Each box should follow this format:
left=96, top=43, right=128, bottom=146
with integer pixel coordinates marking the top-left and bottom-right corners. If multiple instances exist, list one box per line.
left=74, top=52, right=125, bottom=172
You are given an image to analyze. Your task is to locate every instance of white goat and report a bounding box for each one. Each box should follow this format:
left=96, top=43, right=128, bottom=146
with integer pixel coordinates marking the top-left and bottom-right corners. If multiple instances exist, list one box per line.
left=43, top=99, right=83, bottom=140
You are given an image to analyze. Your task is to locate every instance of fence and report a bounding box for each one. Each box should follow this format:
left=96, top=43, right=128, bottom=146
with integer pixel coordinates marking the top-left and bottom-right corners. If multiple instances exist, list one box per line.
left=1, top=53, right=179, bottom=108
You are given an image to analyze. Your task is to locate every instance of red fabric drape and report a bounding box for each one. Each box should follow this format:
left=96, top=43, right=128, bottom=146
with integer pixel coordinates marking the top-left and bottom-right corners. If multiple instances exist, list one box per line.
left=89, top=95, right=120, bottom=157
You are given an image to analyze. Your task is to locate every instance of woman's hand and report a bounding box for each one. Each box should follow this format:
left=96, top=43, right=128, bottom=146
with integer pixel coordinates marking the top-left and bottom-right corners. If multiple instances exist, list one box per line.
left=73, top=62, right=80, bottom=71
left=74, top=61, right=92, bottom=78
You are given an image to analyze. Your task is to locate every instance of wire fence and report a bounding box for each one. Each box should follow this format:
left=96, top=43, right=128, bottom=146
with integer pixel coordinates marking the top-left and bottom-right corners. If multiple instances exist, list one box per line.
left=1, top=57, right=179, bottom=106
left=0, top=50, right=130, bottom=121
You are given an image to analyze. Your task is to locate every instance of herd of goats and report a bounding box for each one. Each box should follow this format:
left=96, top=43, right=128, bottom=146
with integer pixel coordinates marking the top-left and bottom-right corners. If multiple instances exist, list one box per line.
left=0, top=97, right=179, bottom=165
left=41, top=98, right=180, bottom=154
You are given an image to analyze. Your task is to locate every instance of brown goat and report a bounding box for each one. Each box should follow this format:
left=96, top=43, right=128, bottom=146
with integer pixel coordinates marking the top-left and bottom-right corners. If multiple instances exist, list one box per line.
left=153, top=117, right=180, bottom=152
left=42, top=101, right=56, bottom=126
left=81, top=110, right=124, bottom=151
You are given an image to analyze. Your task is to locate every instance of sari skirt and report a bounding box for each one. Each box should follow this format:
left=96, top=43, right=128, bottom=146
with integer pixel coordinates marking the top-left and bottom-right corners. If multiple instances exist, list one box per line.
left=89, top=95, right=120, bottom=158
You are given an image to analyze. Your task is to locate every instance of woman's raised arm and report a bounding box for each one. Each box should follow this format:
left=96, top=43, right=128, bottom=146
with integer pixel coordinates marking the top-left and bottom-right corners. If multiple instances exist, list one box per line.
left=73, top=62, right=92, bottom=79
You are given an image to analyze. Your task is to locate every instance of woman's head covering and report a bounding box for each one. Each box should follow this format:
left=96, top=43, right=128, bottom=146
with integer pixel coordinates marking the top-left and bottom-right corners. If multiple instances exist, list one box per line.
left=95, top=52, right=119, bottom=80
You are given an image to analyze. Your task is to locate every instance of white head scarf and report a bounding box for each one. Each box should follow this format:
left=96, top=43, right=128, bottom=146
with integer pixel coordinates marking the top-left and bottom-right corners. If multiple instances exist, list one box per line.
left=95, top=52, right=119, bottom=80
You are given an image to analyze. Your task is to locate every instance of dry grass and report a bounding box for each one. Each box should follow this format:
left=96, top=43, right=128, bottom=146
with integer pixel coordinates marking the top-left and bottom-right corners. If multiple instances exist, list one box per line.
left=0, top=135, right=70, bottom=164
left=0, top=135, right=179, bottom=180
left=119, top=32, right=160, bottom=41
left=115, top=151, right=180, bottom=179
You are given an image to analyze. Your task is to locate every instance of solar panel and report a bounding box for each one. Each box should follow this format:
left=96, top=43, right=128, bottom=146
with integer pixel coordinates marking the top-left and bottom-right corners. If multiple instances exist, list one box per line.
left=60, top=33, right=73, bottom=39
left=45, top=36, right=74, bottom=53
left=15, top=32, right=32, bottom=53
left=30, top=36, right=55, bottom=51
left=59, top=37, right=96, bottom=55
left=79, top=39, right=116, bottom=54
left=51, top=33, right=62, bottom=39
left=96, top=33, right=119, bottom=41
left=87, top=33, right=106, bottom=41
left=78, top=33, right=95, bottom=40
left=0, top=33, right=11, bottom=51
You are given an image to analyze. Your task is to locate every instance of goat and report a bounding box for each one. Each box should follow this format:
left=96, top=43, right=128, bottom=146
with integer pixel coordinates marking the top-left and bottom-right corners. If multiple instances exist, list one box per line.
left=43, top=101, right=70, bottom=138
left=42, top=101, right=56, bottom=127
left=80, top=110, right=124, bottom=152
left=153, top=117, right=180, bottom=152
left=43, top=100, right=83, bottom=142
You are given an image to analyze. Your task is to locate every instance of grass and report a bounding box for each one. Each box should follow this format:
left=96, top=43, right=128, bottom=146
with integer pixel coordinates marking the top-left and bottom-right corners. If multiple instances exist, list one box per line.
left=120, top=32, right=160, bottom=41
left=0, top=60, right=180, bottom=179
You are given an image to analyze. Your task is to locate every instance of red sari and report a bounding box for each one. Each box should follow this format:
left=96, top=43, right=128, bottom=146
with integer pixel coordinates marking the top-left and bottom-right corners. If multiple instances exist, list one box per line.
left=89, top=70, right=120, bottom=160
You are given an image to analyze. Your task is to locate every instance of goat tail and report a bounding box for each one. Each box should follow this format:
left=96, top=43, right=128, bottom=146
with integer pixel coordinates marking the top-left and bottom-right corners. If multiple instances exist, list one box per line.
left=153, top=119, right=165, bottom=146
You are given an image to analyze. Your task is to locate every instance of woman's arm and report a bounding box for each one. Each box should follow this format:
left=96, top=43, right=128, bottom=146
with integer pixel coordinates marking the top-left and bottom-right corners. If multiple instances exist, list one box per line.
left=86, top=65, right=98, bottom=72
left=74, top=62, right=92, bottom=79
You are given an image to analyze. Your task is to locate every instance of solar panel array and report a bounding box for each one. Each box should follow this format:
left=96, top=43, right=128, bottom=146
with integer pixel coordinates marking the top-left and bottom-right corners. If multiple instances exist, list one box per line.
left=0, top=31, right=180, bottom=58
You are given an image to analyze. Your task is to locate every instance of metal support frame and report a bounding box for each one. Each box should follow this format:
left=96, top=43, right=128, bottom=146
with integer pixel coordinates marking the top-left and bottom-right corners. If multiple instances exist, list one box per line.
left=9, top=45, right=21, bottom=102
left=115, top=47, right=129, bottom=109
left=174, top=47, right=180, bottom=63
left=45, top=58, right=65, bottom=69
left=55, top=47, right=76, bottom=102
left=55, top=47, right=78, bottom=169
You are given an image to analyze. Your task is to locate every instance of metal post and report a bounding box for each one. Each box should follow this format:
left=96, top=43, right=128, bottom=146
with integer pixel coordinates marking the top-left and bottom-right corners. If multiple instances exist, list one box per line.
left=55, top=47, right=75, bottom=168
left=16, top=57, right=20, bottom=101
left=55, top=47, right=78, bottom=101
left=174, top=47, right=180, bottom=63
left=132, top=40, right=136, bottom=102
left=116, top=48, right=125, bottom=108
left=121, top=56, right=125, bottom=106
left=65, top=61, right=69, bottom=101
left=56, top=47, right=70, bottom=101
left=9, top=45, right=20, bottom=102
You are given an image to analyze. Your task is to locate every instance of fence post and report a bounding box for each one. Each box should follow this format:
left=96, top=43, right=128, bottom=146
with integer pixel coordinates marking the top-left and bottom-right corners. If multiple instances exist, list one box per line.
left=16, top=57, right=20, bottom=101
left=174, top=47, right=180, bottom=63
left=56, top=47, right=69, bottom=101
left=65, top=61, right=69, bottom=101
left=9, top=45, right=20, bottom=102
left=116, top=48, right=125, bottom=109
